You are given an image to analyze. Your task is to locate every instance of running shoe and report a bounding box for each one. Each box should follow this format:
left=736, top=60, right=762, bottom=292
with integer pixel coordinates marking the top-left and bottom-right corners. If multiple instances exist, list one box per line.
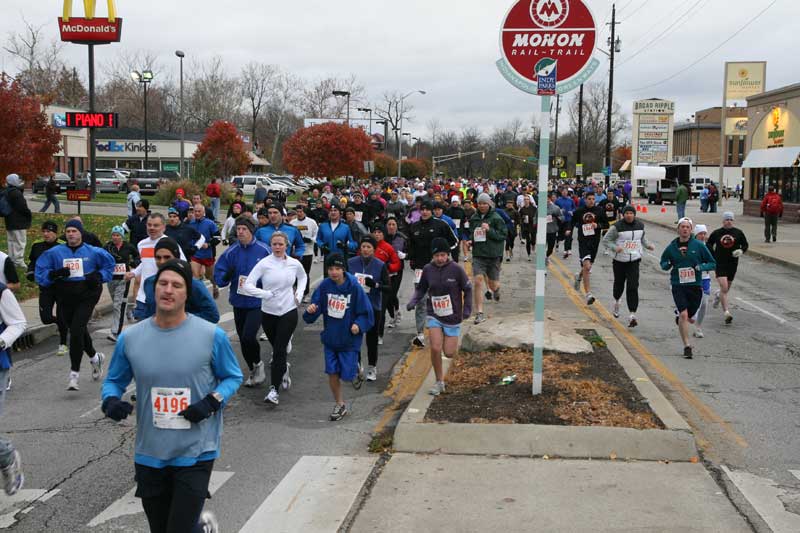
left=683, top=346, right=693, bottom=359
left=412, top=334, right=425, bottom=347
left=264, top=386, right=279, bottom=405
left=506, top=257, right=511, bottom=262
left=91, top=353, right=105, bottom=381
left=493, top=289, right=500, bottom=302
left=5, top=377, right=9, bottom=391
left=378, top=336, right=383, bottom=345
left=67, top=372, right=79, bottom=391
left=352, top=365, right=364, bottom=390
left=1, top=450, right=24, bottom=496
left=563, top=251, right=569, bottom=259
left=628, top=315, right=638, bottom=328
left=712, top=291, right=720, bottom=309
left=366, top=365, right=377, bottom=382
left=281, top=362, right=291, bottom=390
left=612, top=302, right=620, bottom=318
left=243, top=375, right=254, bottom=388
left=107, top=332, right=117, bottom=343
left=198, top=511, right=219, bottom=533
left=474, top=312, right=486, bottom=325
left=586, top=293, right=596, bottom=306
left=387, top=318, right=396, bottom=329
left=212, top=287, right=220, bottom=300
left=396, top=310, right=402, bottom=321
left=484, top=290, right=493, bottom=301
left=428, top=381, right=446, bottom=396
left=57, top=344, right=68, bottom=357
left=125, top=308, right=134, bottom=322
left=693, top=328, right=704, bottom=338
left=724, top=311, right=733, bottom=325
left=573, top=274, right=582, bottom=291
left=330, top=403, right=348, bottom=421
left=259, top=332, right=268, bottom=341
left=253, top=361, right=267, bottom=386
left=527, top=256, right=532, bottom=262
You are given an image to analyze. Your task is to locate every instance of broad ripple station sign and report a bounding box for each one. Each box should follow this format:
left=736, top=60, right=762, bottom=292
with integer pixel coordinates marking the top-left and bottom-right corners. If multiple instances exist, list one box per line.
left=497, top=0, right=599, bottom=96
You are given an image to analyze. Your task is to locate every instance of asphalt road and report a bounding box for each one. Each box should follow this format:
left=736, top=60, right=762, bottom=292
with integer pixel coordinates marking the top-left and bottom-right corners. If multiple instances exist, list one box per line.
left=0, top=258, right=417, bottom=532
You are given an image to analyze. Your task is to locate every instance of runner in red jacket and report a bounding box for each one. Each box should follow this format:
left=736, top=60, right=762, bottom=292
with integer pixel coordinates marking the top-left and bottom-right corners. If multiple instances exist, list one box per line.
left=760, top=187, right=784, bottom=243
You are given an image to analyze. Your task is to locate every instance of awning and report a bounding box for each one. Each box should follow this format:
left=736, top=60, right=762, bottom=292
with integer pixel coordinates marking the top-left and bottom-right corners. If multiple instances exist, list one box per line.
left=619, top=160, right=631, bottom=172
left=742, top=147, right=800, bottom=169
left=632, top=165, right=666, bottom=181
left=248, top=152, right=271, bottom=167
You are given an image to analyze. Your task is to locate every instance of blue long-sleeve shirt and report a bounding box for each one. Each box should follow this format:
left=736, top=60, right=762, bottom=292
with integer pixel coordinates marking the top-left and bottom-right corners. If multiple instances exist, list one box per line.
left=316, top=221, right=357, bottom=257
left=143, top=276, right=220, bottom=323
left=254, top=223, right=305, bottom=257
left=555, top=197, right=575, bottom=222
left=102, top=315, right=243, bottom=468
left=35, top=242, right=116, bottom=287
left=189, top=217, right=219, bottom=260
left=302, top=273, right=373, bottom=352
left=213, top=239, right=271, bottom=309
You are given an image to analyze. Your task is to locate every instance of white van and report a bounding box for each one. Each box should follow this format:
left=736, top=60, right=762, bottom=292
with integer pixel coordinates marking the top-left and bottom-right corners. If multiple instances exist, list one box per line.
left=690, top=175, right=713, bottom=199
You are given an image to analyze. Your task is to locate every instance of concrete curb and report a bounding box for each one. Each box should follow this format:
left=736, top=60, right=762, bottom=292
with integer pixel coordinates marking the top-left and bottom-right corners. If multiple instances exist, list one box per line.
left=641, top=216, right=800, bottom=273
left=393, top=322, right=698, bottom=461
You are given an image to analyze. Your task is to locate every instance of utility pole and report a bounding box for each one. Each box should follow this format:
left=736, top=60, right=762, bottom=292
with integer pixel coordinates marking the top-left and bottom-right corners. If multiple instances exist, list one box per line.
left=577, top=83, right=584, bottom=174
left=605, top=3, right=620, bottom=188
left=553, top=94, right=561, bottom=160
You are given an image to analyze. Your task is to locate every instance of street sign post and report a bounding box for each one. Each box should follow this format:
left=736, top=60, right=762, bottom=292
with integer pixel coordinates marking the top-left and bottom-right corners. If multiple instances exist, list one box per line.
left=497, top=0, right=598, bottom=395
left=67, top=189, right=91, bottom=214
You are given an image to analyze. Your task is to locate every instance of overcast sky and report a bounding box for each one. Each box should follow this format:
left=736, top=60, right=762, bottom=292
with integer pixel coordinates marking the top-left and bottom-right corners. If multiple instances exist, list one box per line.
left=1, top=0, right=796, bottom=140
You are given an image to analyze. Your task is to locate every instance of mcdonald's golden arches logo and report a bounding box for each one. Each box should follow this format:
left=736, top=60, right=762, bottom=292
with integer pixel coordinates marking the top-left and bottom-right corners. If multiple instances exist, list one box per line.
left=58, top=0, right=122, bottom=44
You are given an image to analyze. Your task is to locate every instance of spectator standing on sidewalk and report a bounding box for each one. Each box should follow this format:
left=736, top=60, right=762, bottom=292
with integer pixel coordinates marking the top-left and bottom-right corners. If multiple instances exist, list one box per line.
left=675, top=181, right=689, bottom=222
left=40, top=176, right=61, bottom=214
left=126, top=183, right=141, bottom=218
left=760, top=186, right=784, bottom=243
left=2, top=174, right=32, bottom=269
left=707, top=183, right=719, bottom=213
left=205, top=178, right=221, bottom=221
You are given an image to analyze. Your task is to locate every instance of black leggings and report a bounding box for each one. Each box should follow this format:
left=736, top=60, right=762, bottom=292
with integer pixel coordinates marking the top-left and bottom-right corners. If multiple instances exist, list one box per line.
left=386, top=271, right=402, bottom=319
left=363, top=309, right=381, bottom=366
left=234, top=307, right=261, bottom=371
left=136, top=460, right=212, bottom=533
left=39, top=286, right=67, bottom=345
left=546, top=232, right=557, bottom=257
left=505, top=233, right=515, bottom=251
left=261, top=309, right=298, bottom=389
left=612, top=259, right=640, bottom=313
left=522, top=229, right=534, bottom=256
left=558, top=222, right=573, bottom=251
left=300, top=255, right=313, bottom=296
left=59, top=287, right=100, bottom=372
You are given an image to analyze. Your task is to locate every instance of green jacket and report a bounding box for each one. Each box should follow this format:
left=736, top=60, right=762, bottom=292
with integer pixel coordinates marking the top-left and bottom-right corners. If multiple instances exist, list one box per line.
left=659, top=236, right=716, bottom=287
left=468, top=208, right=507, bottom=258
left=676, top=184, right=689, bottom=204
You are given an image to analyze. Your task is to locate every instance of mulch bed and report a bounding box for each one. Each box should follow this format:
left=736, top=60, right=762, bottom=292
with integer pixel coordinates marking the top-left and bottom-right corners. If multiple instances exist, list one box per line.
left=425, top=330, right=664, bottom=429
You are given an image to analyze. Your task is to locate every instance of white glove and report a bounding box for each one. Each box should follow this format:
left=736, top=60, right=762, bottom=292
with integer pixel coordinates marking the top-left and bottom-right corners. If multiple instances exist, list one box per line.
left=397, top=251, right=407, bottom=260
left=732, top=249, right=743, bottom=258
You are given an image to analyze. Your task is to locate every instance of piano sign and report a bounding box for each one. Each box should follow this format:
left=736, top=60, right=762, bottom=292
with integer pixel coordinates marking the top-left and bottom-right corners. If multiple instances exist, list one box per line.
left=65, top=112, right=119, bottom=128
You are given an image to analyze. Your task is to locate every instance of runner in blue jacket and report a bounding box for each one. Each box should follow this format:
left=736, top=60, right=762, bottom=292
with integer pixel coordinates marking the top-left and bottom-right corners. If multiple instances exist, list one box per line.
left=316, top=206, right=357, bottom=263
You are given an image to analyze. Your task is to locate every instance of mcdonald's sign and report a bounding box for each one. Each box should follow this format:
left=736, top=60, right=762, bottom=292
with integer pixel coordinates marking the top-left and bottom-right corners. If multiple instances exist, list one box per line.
left=58, top=0, right=122, bottom=43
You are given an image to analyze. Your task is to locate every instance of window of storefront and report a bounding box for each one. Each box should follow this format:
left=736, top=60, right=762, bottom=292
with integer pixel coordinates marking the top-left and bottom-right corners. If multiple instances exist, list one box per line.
left=727, top=136, right=734, bottom=165
left=737, top=136, right=745, bottom=165
left=751, top=167, right=800, bottom=203
left=113, top=160, right=142, bottom=170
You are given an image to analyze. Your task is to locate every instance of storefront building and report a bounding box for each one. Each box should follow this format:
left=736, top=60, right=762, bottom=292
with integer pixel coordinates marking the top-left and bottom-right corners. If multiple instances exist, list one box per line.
left=95, top=128, right=201, bottom=176
left=743, top=83, right=800, bottom=222
left=48, top=105, right=89, bottom=177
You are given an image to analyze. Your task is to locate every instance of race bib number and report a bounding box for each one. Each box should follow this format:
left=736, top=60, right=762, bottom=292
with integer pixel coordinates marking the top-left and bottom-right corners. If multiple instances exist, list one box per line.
left=354, top=211, right=363, bottom=222
left=582, top=224, right=595, bottom=237
left=523, top=216, right=530, bottom=224
left=679, top=267, right=696, bottom=284
left=327, top=294, right=347, bottom=319
left=546, top=215, right=553, bottom=224
left=151, top=387, right=191, bottom=430
left=236, top=275, right=248, bottom=294
left=622, top=241, right=640, bottom=252
left=463, top=221, right=470, bottom=229
left=414, top=269, right=423, bottom=284
left=452, top=219, right=461, bottom=228
left=114, top=263, right=127, bottom=275
left=474, top=228, right=487, bottom=242
left=431, top=294, right=454, bottom=317
left=63, top=258, right=84, bottom=278
left=355, top=272, right=371, bottom=294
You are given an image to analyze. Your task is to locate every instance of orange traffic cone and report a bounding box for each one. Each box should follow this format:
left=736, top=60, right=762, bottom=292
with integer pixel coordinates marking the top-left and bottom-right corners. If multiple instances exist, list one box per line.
left=642, top=206, right=649, bottom=214
left=636, top=204, right=641, bottom=212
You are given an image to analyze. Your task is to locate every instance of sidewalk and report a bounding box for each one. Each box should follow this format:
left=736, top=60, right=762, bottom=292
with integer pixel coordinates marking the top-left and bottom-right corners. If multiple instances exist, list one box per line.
left=637, top=198, right=800, bottom=271
left=348, top=258, right=751, bottom=532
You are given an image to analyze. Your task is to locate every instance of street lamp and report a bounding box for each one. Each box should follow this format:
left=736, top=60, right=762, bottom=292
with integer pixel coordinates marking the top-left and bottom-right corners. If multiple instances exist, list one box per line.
left=131, top=69, right=154, bottom=169
left=412, top=136, right=421, bottom=158
left=397, top=90, right=426, bottom=178
left=175, top=50, right=185, bottom=177
left=357, top=107, right=372, bottom=136
left=333, top=90, right=351, bottom=126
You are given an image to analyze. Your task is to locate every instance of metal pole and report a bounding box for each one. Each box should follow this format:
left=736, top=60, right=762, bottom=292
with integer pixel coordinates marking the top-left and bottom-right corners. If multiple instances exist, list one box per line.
left=346, top=93, right=350, bottom=127
left=179, top=56, right=185, bottom=177
left=143, top=81, right=149, bottom=169
left=577, top=83, right=584, bottom=171
left=397, top=99, right=404, bottom=179
left=533, top=95, right=552, bottom=396
left=605, top=3, right=616, bottom=188
left=553, top=94, right=560, bottom=163
left=88, top=44, right=96, bottom=203
left=719, top=63, right=728, bottom=187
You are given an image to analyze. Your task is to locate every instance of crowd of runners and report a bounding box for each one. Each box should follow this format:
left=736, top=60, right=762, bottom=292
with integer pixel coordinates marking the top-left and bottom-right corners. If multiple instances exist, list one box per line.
left=0, top=175, right=751, bottom=531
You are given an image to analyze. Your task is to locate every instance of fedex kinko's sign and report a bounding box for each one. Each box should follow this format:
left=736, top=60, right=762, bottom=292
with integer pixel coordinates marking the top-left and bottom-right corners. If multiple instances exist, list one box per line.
left=497, top=0, right=599, bottom=95
left=59, top=0, right=122, bottom=44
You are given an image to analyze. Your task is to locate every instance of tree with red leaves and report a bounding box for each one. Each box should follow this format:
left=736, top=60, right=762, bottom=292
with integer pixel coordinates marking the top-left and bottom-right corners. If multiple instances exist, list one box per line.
left=194, top=121, right=250, bottom=179
left=283, top=122, right=374, bottom=179
left=0, top=73, right=61, bottom=181
left=612, top=144, right=632, bottom=172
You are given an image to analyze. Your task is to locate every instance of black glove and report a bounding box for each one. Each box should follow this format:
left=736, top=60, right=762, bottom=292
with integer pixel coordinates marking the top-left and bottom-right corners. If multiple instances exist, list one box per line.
left=222, top=239, right=229, bottom=246
left=86, top=271, right=102, bottom=287
left=321, top=244, right=330, bottom=254
left=336, top=240, right=344, bottom=250
left=406, top=302, right=415, bottom=312
left=303, top=237, right=312, bottom=244
left=48, top=267, right=71, bottom=281
left=364, top=277, right=376, bottom=288
left=221, top=271, right=233, bottom=285
left=179, top=393, right=221, bottom=423
left=209, top=236, right=221, bottom=247
left=102, top=397, right=134, bottom=422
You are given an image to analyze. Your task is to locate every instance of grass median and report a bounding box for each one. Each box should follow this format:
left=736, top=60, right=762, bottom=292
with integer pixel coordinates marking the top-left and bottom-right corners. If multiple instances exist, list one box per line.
left=0, top=213, right=125, bottom=301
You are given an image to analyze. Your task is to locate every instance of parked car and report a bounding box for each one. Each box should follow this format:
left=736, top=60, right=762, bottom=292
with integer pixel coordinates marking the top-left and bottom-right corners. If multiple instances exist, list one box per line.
left=32, top=173, right=81, bottom=194
left=230, top=175, right=275, bottom=195
left=127, top=170, right=160, bottom=195
left=82, top=169, right=127, bottom=193
left=690, top=175, right=713, bottom=199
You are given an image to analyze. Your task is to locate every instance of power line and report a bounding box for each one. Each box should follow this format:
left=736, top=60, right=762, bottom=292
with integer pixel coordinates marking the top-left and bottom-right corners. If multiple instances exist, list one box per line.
left=618, top=0, right=707, bottom=67
left=624, top=0, right=694, bottom=48
left=631, top=0, right=778, bottom=91
left=620, top=0, right=653, bottom=22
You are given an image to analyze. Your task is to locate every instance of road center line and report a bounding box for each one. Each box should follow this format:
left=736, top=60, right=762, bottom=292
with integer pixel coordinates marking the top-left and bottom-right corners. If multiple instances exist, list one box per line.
left=735, top=297, right=797, bottom=328
left=79, top=383, right=135, bottom=418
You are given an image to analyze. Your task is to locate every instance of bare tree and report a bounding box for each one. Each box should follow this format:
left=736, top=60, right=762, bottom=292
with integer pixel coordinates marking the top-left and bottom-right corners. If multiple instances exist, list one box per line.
left=240, top=62, right=277, bottom=154
left=263, top=70, right=302, bottom=171
left=427, top=118, right=441, bottom=154
left=185, top=56, right=241, bottom=130
left=374, top=91, right=416, bottom=153
left=299, top=75, right=365, bottom=119
left=4, top=18, right=66, bottom=98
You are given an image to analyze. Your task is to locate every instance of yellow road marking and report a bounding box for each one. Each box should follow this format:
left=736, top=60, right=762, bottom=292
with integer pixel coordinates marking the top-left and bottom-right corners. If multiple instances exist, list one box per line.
left=550, top=255, right=748, bottom=449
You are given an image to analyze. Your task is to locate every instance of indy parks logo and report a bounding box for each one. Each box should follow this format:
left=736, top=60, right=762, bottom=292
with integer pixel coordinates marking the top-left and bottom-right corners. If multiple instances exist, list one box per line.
left=530, top=0, right=569, bottom=28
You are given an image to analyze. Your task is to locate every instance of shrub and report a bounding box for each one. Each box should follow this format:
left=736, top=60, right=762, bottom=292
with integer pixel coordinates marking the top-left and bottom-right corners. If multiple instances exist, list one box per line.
left=153, top=180, right=203, bottom=207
